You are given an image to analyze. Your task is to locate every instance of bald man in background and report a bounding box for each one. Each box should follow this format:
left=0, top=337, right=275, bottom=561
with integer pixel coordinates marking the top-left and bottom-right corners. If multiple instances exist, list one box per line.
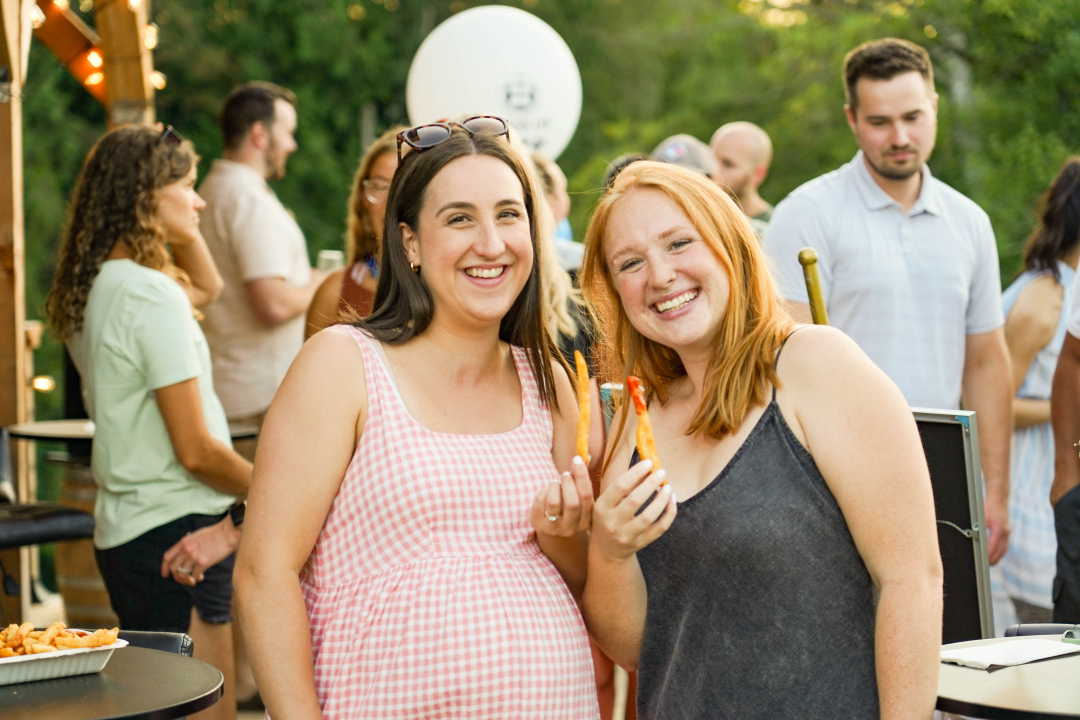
left=710, top=121, right=775, bottom=230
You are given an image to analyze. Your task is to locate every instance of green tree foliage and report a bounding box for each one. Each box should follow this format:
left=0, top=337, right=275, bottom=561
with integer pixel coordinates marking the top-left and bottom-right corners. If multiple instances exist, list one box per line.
left=20, top=0, right=1080, bottom=421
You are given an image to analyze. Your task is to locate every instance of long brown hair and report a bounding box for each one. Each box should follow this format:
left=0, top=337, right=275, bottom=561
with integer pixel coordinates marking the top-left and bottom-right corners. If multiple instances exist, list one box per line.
left=360, top=127, right=567, bottom=410
left=344, top=126, right=404, bottom=265
left=1021, top=157, right=1080, bottom=282
left=47, top=125, right=199, bottom=341
left=581, top=161, right=793, bottom=454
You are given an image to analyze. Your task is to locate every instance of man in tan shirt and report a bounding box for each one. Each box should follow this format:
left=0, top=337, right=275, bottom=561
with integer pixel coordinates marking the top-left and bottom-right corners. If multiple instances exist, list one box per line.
left=199, top=82, right=324, bottom=443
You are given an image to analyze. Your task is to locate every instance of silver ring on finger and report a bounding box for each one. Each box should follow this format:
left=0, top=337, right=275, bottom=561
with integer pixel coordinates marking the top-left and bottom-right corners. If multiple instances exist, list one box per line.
left=545, top=513, right=561, bottom=522
left=177, top=565, right=193, bottom=574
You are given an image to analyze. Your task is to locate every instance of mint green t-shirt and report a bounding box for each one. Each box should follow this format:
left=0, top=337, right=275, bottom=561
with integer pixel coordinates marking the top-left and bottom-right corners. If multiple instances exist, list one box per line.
left=67, top=259, right=236, bottom=549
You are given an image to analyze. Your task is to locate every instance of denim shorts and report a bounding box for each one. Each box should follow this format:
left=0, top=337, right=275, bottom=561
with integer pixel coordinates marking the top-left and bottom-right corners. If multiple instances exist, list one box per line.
left=95, top=512, right=234, bottom=632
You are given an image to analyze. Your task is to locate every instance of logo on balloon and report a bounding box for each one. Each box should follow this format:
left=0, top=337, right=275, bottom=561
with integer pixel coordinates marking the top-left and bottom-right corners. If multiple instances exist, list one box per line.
left=406, top=6, right=582, bottom=159
left=503, top=74, right=538, bottom=112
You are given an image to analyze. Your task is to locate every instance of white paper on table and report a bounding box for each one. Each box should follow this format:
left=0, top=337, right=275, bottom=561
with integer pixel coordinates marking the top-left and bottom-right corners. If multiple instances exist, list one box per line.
left=940, top=639, right=1080, bottom=670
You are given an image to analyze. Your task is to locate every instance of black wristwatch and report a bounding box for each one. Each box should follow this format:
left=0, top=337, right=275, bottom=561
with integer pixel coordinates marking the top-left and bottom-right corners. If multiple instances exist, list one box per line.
left=228, top=500, right=246, bottom=528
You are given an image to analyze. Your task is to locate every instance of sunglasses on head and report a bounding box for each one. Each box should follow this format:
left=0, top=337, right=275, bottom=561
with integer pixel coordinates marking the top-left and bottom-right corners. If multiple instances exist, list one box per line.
left=396, top=116, right=510, bottom=162
left=159, top=125, right=183, bottom=146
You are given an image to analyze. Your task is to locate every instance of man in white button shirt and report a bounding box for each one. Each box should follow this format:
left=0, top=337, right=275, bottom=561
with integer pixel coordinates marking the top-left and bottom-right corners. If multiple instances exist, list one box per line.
left=199, top=82, right=324, bottom=446
left=764, top=38, right=1012, bottom=564
left=1049, top=271, right=1080, bottom=622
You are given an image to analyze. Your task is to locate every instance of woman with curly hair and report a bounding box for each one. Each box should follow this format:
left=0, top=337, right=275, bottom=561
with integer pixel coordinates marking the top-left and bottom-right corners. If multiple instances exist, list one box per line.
left=305, top=127, right=403, bottom=338
left=47, top=124, right=250, bottom=720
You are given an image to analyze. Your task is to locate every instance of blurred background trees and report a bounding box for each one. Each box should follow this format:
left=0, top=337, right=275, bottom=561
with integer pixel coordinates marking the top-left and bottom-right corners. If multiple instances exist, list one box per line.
left=21, top=0, right=1080, bottom=420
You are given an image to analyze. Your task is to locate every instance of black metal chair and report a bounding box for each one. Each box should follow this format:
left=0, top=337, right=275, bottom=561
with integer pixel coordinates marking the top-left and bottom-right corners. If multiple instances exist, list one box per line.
left=117, top=630, right=194, bottom=657
left=1004, top=623, right=1079, bottom=637
left=0, top=502, right=95, bottom=551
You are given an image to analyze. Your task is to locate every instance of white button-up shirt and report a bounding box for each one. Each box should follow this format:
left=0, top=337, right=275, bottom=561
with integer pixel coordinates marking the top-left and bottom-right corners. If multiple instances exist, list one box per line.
left=764, top=151, right=1003, bottom=409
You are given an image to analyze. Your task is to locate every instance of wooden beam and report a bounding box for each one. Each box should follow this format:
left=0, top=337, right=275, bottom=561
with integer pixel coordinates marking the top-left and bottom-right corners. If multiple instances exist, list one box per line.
left=0, top=0, right=27, bottom=626
left=32, top=0, right=106, bottom=104
left=95, top=0, right=153, bottom=125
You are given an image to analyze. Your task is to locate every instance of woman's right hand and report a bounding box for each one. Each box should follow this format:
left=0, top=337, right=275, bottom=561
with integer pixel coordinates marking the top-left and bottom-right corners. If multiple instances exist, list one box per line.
left=591, top=459, right=677, bottom=562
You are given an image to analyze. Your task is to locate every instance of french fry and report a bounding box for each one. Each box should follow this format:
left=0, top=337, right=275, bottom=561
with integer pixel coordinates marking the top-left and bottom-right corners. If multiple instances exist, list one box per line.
left=3, top=622, right=32, bottom=649
left=28, top=643, right=58, bottom=654
left=574, top=350, right=591, bottom=464
left=0, top=647, right=13, bottom=658
left=39, top=622, right=66, bottom=646
left=0, top=624, right=15, bottom=644
left=626, top=376, right=663, bottom=479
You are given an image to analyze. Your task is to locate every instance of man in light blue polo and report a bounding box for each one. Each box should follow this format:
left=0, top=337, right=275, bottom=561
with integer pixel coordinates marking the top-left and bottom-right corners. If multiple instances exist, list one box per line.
left=764, top=37, right=1013, bottom=565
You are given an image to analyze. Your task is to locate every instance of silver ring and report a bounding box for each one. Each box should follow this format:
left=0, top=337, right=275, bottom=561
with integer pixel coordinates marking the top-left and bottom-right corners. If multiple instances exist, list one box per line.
left=177, top=566, right=193, bottom=574
left=545, top=513, right=560, bottom=522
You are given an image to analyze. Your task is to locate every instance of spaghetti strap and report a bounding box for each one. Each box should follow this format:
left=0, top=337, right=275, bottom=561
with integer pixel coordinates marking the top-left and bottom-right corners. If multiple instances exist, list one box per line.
left=772, top=328, right=806, bottom=402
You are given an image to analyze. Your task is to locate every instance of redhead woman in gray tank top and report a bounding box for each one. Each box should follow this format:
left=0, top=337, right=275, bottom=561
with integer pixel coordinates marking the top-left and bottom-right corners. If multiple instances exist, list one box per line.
left=578, top=161, right=943, bottom=720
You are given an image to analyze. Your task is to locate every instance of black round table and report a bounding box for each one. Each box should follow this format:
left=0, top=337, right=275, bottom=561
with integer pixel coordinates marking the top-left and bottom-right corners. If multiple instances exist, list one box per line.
left=0, top=646, right=223, bottom=720
left=6, top=419, right=259, bottom=442
left=938, top=635, right=1080, bottom=719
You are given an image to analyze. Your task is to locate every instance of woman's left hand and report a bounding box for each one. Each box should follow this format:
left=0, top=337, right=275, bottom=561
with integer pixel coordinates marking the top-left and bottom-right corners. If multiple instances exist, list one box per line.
left=160, top=516, right=241, bottom=586
left=531, top=455, right=594, bottom=537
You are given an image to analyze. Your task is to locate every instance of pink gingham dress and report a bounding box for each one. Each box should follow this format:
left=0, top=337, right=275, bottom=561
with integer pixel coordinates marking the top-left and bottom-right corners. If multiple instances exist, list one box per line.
left=299, top=326, right=598, bottom=719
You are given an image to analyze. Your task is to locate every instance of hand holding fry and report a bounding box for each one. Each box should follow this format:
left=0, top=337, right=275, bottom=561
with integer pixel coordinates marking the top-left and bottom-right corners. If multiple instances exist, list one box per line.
left=531, top=455, right=594, bottom=537
left=0, top=622, right=119, bottom=658
left=591, top=458, right=676, bottom=562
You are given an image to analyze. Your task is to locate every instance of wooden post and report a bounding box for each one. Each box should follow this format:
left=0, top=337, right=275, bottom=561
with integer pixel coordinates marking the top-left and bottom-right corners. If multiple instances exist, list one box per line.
left=95, top=0, right=154, bottom=125
left=0, top=0, right=28, bottom=625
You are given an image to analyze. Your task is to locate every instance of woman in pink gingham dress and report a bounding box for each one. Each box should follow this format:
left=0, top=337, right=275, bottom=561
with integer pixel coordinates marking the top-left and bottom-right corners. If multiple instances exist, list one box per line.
left=235, top=121, right=599, bottom=719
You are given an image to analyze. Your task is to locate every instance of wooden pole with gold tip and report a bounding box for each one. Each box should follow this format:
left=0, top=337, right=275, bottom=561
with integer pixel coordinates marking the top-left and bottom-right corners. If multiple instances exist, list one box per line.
left=798, top=247, right=829, bottom=326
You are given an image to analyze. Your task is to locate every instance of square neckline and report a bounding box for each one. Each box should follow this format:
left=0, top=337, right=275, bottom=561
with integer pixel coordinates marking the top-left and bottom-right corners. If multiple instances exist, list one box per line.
left=355, top=329, right=531, bottom=438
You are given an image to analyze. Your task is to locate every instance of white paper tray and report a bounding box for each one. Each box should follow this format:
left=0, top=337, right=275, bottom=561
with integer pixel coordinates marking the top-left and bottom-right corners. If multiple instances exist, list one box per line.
left=0, top=635, right=127, bottom=686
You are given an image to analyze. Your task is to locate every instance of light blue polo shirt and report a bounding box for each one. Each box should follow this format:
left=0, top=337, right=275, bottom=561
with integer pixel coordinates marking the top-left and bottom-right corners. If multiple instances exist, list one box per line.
left=764, top=151, right=1003, bottom=409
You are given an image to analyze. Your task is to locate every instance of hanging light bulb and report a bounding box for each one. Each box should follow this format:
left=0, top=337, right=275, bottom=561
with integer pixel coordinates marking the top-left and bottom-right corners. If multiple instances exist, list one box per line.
left=150, top=71, right=166, bottom=90
left=144, top=24, right=159, bottom=49
left=30, top=5, right=46, bottom=28
left=87, top=50, right=103, bottom=68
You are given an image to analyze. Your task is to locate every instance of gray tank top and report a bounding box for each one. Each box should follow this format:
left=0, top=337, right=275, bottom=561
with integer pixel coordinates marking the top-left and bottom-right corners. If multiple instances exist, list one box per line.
left=633, top=340, right=878, bottom=719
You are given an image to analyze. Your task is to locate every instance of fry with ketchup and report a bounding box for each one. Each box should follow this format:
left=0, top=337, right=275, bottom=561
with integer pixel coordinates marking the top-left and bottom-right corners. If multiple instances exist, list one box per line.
left=626, top=375, right=662, bottom=477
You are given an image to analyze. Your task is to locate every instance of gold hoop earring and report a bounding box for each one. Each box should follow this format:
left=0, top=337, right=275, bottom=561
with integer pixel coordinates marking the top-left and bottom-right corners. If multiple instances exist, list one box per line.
left=410, top=262, right=420, bottom=274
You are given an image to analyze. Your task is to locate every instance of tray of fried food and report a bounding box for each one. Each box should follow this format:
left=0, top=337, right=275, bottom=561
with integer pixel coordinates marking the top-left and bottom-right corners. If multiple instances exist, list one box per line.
left=0, top=622, right=126, bottom=685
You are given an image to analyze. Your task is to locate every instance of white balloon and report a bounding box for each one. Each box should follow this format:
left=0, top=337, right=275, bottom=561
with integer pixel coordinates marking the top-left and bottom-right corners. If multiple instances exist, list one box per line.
left=406, top=6, right=582, bottom=159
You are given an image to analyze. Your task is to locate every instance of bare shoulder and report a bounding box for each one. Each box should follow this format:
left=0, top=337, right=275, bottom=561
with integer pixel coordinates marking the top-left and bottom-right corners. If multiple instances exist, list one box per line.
left=776, top=325, right=907, bottom=424
left=548, top=356, right=579, bottom=426
left=283, top=326, right=367, bottom=407
left=777, top=324, right=873, bottom=387
left=1009, top=274, right=1065, bottom=331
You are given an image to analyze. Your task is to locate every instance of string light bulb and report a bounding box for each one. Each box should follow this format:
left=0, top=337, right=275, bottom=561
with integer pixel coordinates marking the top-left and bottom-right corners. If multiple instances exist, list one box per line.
left=30, top=5, right=46, bottom=28
left=144, top=24, right=159, bottom=49
left=31, top=376, right=57, bottom=393
left=85, top=72, right=104, bottom=85
left=53, top=0, right=69, bottom=9
left=150, top=71, right=166, bottom=90
left=127, top=0, right=141, bottom=10
left=87, top=50, right=103, bottom=67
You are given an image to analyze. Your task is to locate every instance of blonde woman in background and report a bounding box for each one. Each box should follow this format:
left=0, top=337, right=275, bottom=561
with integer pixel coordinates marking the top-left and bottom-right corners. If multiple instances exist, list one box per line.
left=305, top=127, right=404, bottom=338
